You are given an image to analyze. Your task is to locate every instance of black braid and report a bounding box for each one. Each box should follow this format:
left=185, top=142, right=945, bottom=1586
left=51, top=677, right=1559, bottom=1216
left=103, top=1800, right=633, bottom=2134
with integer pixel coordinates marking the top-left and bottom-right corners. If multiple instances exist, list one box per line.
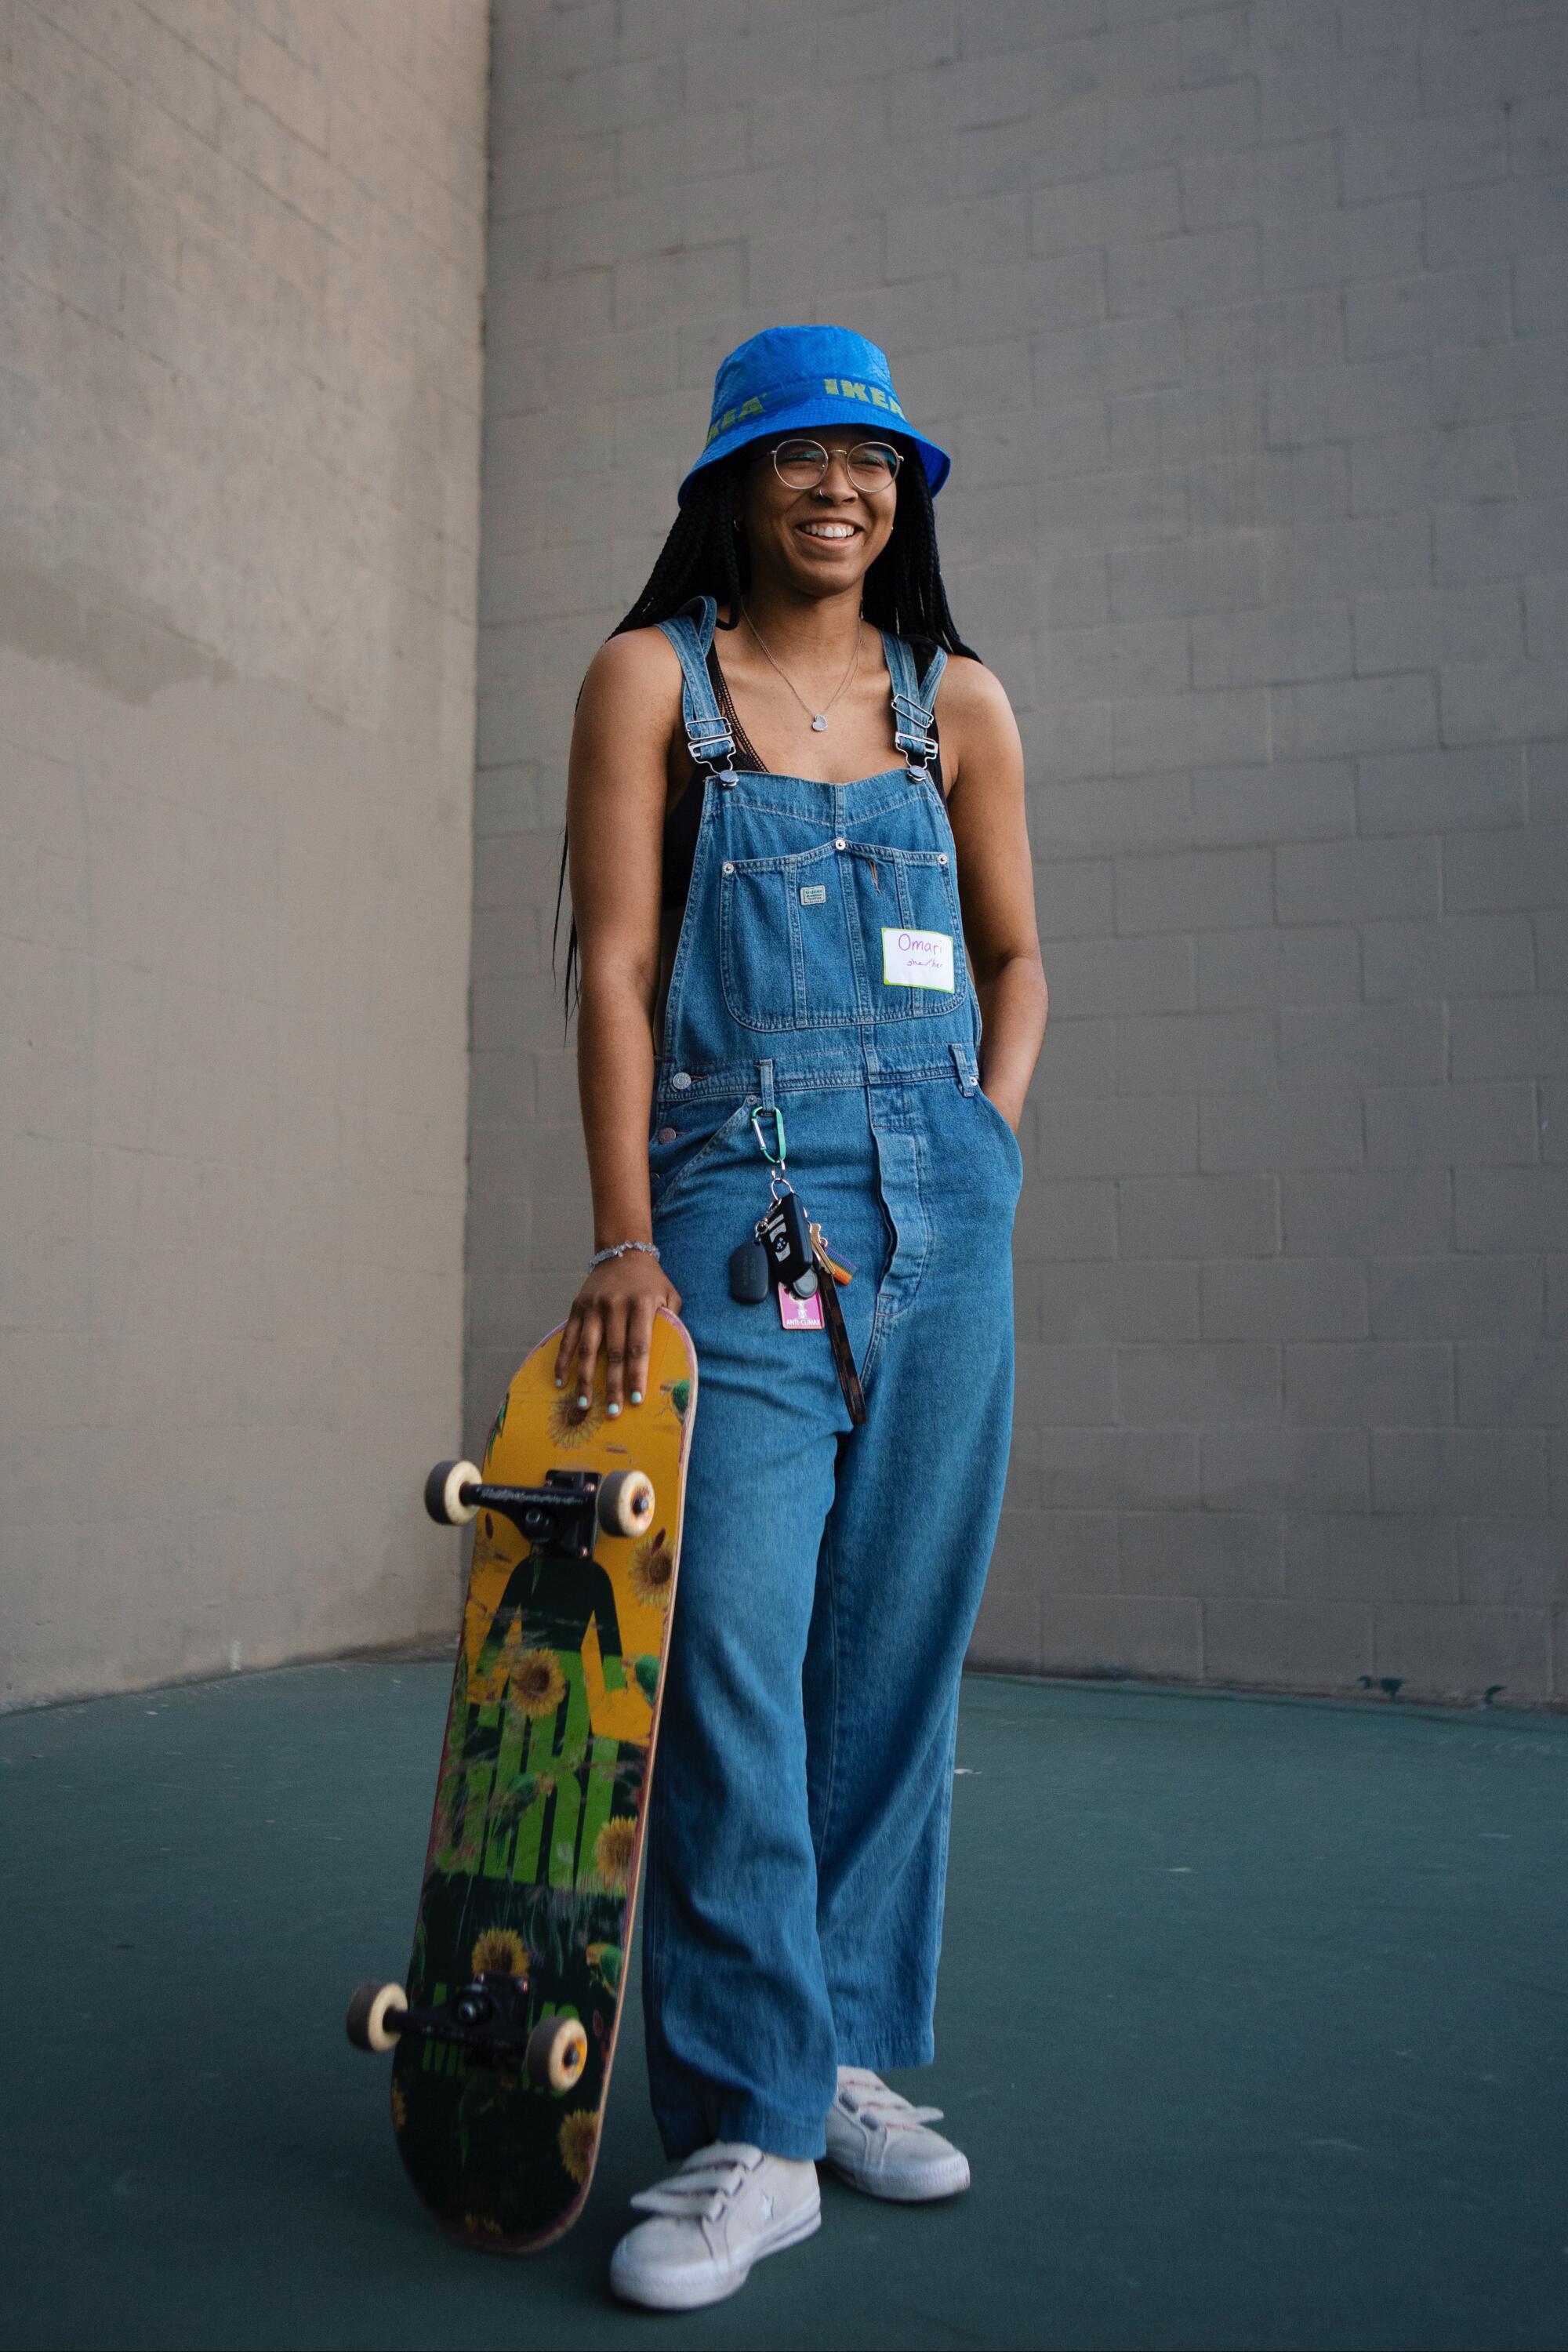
left=554, top=442, right=978, bottom=1016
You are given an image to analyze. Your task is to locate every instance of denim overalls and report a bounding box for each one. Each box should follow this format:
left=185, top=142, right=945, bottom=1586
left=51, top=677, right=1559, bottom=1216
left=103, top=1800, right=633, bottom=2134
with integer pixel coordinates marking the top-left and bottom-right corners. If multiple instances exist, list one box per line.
left=642, top=596, right=1022, bottom=2161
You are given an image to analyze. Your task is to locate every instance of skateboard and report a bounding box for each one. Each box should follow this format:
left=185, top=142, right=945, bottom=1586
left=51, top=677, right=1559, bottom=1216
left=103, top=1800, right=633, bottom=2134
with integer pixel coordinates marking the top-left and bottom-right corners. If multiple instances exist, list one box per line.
left=347, top=1308, right=697, bottom=2251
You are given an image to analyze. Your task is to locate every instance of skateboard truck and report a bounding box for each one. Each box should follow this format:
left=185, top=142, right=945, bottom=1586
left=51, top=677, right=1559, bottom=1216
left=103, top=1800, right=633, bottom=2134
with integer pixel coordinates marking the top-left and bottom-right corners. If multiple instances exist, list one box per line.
left=424, top=1461, right=655, bottom=1548
left=347, top=1974, right=589, bottom=2094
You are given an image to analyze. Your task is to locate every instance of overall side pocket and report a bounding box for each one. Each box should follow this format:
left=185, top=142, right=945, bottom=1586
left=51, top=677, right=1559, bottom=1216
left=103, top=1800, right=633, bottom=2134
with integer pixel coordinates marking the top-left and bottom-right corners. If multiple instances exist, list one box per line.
left=973, top=1083, right=1024, bottom=1196
left=648, top=1096, right=756, bottom=1215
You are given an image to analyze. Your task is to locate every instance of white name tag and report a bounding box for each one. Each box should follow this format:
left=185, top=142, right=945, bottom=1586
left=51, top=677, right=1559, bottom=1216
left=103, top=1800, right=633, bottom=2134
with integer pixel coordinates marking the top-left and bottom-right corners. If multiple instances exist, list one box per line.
left=881, top=926, right=955, bottom=992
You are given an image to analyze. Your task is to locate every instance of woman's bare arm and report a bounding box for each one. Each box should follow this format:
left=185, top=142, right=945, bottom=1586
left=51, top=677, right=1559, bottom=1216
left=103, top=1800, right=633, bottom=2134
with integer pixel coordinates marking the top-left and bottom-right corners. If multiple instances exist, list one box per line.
left=940, top=658, right=1048, bottom=1130
left=553, top=626, right=685, bottom=1414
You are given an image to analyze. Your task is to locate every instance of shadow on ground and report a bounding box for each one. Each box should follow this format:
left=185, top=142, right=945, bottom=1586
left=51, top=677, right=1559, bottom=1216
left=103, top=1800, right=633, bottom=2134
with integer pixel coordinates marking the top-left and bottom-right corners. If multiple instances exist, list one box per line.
left=2, top=1663, right=1564, bottom=2351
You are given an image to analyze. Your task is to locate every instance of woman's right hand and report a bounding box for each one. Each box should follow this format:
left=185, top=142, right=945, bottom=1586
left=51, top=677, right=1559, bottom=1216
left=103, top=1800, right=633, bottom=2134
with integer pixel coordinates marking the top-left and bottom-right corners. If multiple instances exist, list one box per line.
left=554, top=1250, right=682, bottom=1420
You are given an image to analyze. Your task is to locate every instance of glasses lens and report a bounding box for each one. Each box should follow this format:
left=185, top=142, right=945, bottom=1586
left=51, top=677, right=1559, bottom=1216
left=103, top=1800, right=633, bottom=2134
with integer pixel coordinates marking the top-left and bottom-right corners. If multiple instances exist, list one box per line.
left=773, top=440, right=826, bottom=488
left=848, top=442, right=901, bottom=489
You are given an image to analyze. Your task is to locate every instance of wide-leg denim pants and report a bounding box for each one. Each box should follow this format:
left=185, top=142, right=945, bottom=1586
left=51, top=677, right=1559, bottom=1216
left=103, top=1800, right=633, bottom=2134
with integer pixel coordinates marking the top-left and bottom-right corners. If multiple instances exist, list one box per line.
left=640, top=601, right=1021, bottom=2161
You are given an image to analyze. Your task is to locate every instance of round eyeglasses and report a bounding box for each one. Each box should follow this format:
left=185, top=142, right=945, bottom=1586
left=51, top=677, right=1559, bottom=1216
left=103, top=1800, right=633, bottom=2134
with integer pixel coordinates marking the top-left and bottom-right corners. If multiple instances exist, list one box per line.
left=770, top=437, right=903, bottom=493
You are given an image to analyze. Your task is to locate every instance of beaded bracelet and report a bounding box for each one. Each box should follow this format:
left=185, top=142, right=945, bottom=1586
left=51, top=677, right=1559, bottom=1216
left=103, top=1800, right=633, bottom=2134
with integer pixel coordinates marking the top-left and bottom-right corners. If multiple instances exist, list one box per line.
left=587, top=1240, right=662, bottom=1272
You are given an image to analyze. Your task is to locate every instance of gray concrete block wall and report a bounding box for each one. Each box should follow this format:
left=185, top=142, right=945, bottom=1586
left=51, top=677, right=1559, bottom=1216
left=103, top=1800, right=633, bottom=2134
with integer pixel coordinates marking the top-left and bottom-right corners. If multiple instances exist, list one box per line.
left=473, top=0, right=1568, bottom=1707
left=2, top=1, right=489, bottom=1704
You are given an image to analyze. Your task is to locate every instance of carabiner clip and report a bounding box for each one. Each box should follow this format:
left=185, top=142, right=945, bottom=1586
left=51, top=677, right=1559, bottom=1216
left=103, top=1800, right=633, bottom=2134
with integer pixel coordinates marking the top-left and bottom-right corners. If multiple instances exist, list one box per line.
left=751, top=1106, right=786, bottom=1167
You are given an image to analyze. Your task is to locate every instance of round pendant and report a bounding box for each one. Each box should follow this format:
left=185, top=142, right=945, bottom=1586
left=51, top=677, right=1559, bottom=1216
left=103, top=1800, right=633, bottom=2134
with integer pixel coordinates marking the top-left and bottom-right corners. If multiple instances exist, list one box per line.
left=811, top=713, right=828, bottom=731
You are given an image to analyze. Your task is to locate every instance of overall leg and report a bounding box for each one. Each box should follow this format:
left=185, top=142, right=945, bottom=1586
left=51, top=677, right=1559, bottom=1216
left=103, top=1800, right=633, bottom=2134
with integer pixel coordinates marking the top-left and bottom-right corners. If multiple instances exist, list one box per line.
left=804, top=1076, right=1021, bottom=2066
left=643, top=1100, right=862, bottom=2160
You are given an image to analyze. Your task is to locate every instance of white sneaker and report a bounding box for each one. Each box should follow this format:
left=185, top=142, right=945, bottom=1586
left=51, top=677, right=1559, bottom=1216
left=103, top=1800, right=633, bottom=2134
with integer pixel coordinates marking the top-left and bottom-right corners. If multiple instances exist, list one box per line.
left=608, top=2141, right=822, bottom=2311
left=823, top=2067, right=971, bottom=2201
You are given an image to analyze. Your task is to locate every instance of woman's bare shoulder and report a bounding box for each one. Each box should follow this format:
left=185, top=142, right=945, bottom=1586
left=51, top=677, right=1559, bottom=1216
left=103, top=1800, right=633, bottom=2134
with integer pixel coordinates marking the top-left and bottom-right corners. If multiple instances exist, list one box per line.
left=935, top=652, right=1015, bottom=728
left=934, top=652, right=1023, bottom=796
left=572, top=626, right=689, bottom=789
left=580, top=622, right=686, bottom=715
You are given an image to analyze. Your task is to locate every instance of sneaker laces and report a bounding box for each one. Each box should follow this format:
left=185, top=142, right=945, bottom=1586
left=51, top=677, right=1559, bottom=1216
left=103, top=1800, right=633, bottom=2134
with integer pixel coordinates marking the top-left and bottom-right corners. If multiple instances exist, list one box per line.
left=834, top=2070, right=943, bottom=2132
left=629, top=2144, right=760, bottom=2224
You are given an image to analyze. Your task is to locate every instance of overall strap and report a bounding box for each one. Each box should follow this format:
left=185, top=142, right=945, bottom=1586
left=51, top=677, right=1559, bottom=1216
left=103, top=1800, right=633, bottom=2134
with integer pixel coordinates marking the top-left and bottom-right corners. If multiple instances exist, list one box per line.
left=916, top=643, right=949, bottom=712
left=657, top=595, right=739, bottom=785
left=881, top=630, right=941, bottom=783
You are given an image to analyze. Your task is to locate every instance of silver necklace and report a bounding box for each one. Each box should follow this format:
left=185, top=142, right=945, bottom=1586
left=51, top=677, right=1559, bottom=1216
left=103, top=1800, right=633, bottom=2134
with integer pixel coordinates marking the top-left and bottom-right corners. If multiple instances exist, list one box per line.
left=741, top=604, right=861, bottom=731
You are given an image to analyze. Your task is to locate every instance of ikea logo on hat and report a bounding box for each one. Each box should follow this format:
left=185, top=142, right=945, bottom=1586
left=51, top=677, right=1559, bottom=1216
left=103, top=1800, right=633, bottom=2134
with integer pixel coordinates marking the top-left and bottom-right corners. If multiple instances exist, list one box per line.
left=704, top=396, right=767, bottom=448
left=823, top=378, right=906, bottom=417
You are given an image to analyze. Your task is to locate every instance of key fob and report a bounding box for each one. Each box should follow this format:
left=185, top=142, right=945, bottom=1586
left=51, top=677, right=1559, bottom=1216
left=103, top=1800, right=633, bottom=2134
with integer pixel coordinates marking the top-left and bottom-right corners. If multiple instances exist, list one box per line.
left=757, top=1191, right=814, bottom=1294
left=729, top=1238, right=771, bottom=1304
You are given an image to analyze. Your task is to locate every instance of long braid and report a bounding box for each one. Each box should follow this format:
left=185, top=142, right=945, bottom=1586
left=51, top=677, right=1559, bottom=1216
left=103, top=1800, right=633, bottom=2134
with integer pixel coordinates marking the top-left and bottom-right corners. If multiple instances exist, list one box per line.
left=555, top=444, right=977, bottom=1015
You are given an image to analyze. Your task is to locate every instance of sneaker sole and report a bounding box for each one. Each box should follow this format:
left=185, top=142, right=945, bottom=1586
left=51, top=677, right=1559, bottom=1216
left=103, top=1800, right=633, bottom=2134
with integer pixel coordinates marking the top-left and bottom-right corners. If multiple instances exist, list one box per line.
left=609, top=2199, right=822, bottom=2312
left=823, top=2152, right=971, bottom=2203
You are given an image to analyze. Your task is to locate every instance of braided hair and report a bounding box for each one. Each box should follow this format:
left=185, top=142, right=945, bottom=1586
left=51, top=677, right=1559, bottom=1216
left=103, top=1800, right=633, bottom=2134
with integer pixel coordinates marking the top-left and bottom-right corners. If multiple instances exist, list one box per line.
left=555, top=443, right=977, bottom=1014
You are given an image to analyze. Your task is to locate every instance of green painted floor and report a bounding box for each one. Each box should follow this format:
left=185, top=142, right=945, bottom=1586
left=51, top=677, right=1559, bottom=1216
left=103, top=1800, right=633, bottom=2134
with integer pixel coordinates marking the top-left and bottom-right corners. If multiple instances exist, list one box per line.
left=2, top=1663, right=1565, bottom=2352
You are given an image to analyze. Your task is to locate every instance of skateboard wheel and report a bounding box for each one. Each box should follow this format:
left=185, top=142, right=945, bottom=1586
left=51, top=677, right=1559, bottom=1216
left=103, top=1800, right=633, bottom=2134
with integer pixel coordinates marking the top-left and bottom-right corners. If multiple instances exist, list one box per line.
left=346, top=1980, right=407, bottom=2053
left=597, top=1469, right=655, bottom=1538
left=425, top=1458, right=481, bottom=1526
left=526, top=2015, right=588, bottom=2094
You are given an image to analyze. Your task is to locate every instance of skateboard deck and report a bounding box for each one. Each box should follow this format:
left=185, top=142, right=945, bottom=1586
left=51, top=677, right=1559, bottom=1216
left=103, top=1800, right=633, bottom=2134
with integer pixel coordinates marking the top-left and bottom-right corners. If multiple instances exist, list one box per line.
left=348, top=1308, right=695, bottom=2251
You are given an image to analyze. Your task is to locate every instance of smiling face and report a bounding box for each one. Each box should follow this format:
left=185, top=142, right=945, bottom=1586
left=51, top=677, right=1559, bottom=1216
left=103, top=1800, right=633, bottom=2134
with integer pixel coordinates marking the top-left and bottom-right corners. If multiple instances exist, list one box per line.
left=734, top=426, right=902, bottom=600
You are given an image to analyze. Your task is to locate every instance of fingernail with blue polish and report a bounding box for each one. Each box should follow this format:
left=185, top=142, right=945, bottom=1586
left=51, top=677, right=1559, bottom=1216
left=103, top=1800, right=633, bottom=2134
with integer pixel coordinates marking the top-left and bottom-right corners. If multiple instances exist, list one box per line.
left=608, top=1402, right=621, bottom=1418
left=630, top=1390, right=642, bottom=1406
left=576, top=1395, right=589, bottom=1410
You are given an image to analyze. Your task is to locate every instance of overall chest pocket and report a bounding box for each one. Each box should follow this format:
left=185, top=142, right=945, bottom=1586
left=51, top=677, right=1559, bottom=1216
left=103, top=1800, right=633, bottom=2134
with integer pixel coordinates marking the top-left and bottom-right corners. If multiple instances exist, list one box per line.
left=848, top=842, right=968, bottom=1022
left=718, top=838, right=968, bottom=1030
left=719, top=842, right=855, bottom=1030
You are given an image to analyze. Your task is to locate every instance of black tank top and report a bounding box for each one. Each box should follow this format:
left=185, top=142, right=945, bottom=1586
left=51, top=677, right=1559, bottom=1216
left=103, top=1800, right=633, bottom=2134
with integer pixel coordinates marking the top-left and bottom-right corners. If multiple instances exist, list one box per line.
left=660, top=641, right=945, bottom=912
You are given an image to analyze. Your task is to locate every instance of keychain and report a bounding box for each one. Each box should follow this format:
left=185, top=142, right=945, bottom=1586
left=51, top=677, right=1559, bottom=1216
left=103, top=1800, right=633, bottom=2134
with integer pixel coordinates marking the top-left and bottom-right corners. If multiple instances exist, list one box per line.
left=728, top=1107, right=818, bottom=1304
left=724, top=1112, right=868, bottom=1421
left=728, top=1108, right=775, bottom=1302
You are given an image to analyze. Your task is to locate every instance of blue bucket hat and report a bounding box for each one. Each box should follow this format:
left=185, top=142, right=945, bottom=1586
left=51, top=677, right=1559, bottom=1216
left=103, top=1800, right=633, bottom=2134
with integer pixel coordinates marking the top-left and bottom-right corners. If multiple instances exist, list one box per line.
left=677, top=323, right=950, bottom=507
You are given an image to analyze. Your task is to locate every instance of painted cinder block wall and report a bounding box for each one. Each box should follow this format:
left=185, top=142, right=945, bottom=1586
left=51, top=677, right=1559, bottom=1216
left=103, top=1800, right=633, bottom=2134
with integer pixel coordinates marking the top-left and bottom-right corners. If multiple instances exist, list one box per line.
left=1, top=0, right=490, bottom=1704
left=471, top=0, right=1568, bottom=1708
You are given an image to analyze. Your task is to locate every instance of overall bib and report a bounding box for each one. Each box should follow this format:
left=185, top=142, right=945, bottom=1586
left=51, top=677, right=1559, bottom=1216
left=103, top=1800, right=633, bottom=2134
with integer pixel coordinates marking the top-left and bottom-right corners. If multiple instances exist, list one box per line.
left=642, top=597, right=1021, bottom=2161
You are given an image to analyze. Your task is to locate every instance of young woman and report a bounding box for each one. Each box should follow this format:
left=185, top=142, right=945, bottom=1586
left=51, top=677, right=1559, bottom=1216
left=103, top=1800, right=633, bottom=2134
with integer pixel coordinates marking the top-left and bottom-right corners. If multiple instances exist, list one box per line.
left=556, top=324, right=1047, bottom=2310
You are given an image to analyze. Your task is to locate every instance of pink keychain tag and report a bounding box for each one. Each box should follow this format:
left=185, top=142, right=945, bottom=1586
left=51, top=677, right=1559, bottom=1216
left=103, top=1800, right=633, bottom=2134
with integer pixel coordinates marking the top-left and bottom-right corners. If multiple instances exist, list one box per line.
left=778, top=1283, right=824, bottom=1330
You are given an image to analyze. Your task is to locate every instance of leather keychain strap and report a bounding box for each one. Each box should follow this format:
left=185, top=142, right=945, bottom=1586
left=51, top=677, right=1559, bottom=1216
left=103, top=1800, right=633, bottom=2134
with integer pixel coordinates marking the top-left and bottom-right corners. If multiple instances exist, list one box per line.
left=815, top=1243, right=866, bottom=1425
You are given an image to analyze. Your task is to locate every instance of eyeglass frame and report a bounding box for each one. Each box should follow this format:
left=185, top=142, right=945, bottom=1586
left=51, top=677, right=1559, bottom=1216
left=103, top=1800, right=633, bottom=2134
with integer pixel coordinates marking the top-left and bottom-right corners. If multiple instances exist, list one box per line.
left=766, top=435, right=905, bottom=492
